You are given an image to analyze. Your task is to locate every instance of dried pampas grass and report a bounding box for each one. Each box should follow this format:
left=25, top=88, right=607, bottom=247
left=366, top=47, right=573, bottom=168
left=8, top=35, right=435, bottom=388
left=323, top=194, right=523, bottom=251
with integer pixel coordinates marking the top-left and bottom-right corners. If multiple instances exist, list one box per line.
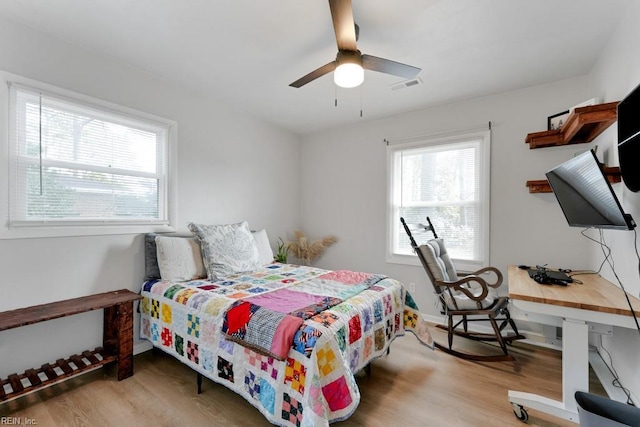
left=288, top=230, right=337, bottom=265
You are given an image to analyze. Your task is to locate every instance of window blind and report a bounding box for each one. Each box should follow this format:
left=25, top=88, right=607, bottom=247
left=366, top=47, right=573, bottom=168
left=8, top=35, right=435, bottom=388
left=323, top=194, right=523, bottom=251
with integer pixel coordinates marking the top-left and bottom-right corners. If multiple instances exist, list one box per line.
left=387, top=127, right=491, bottom=270
left=9, top=83, right=170, bottom=227
left=394, top=140, right=482, bottom=261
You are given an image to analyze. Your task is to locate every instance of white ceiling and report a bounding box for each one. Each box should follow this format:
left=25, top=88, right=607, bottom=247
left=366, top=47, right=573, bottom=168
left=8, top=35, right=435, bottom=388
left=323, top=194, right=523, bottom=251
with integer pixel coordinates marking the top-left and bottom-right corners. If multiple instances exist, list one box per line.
left=0, top=0, right=632, bottom=135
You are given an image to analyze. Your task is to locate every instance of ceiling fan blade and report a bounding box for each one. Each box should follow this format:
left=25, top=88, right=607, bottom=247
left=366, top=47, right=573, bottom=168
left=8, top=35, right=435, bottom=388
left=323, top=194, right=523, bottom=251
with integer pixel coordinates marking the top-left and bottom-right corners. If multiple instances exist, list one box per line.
left=362, top=54, right=421, bottom=79
left=289, top=61, right=337, bottom=88
left=329, top=0, right=357, bottom=51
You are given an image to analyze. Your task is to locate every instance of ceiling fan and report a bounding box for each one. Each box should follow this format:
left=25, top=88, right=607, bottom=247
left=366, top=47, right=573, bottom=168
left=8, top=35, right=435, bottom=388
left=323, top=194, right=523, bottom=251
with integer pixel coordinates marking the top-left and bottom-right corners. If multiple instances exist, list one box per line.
left=289, top=0, right=421, bottom=89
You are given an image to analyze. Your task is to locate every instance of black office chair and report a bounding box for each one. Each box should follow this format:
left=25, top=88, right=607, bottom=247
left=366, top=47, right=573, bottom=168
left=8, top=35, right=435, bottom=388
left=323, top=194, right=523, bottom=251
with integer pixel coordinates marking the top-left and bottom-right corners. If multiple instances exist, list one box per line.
left=575, top=391, right=640, bottom=427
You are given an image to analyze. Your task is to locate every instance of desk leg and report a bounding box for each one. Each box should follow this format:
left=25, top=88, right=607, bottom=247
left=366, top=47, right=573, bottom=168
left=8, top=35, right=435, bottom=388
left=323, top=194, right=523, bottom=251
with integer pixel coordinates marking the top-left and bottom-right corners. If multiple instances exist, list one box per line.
left=508, top=318, right=588, bottom=423
left=562, top=318, right=589, bottom=413
left=104, top=302, right=135, bottom=381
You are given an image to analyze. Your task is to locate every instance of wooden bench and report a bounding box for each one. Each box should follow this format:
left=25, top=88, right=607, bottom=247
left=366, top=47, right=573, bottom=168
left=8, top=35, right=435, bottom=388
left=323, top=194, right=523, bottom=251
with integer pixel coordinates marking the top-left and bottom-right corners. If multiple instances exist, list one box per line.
left=0, top=289, right=142, bottom=402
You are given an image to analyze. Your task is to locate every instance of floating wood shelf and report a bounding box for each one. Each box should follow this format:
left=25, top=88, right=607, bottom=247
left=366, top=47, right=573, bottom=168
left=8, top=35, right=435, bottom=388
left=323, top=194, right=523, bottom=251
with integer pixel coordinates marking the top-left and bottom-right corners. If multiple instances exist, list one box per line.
left=525, top=102, right=619, bottom=149
left=526, top=166, right=622, bottom=193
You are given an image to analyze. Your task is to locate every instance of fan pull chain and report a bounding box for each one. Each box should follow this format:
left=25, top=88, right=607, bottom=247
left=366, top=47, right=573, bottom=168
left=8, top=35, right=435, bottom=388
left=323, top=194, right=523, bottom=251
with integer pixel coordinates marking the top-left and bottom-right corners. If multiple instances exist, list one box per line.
left=334, top=85, right=338, bottom=107
left=360, top=84, right=363, bottom=117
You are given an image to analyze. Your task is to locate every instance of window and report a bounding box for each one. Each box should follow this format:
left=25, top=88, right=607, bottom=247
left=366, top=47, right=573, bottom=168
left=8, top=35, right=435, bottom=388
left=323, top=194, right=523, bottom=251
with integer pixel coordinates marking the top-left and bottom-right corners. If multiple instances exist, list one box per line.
left=4, top=79, right=176, bottom=238
left=387, top=128, right=491, bottom=271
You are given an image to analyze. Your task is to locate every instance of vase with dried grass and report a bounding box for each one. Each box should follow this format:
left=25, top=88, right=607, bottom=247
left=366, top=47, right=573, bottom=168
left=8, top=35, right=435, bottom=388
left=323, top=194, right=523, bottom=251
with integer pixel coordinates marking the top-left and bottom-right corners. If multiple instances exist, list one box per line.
left=288, top=230, right=337, bottom=265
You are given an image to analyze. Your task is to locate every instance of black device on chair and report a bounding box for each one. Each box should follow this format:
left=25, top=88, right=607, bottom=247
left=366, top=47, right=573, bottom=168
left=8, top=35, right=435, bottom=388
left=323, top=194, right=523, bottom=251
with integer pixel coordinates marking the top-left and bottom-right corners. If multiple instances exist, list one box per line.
left=400, top=216, right=525, bottom=362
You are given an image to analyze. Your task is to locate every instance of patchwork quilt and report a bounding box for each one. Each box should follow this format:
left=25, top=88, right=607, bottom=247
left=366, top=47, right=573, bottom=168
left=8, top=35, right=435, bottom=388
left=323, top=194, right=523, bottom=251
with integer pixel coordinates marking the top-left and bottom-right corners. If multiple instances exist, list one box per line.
left=140, top=264, right=433, bottom=427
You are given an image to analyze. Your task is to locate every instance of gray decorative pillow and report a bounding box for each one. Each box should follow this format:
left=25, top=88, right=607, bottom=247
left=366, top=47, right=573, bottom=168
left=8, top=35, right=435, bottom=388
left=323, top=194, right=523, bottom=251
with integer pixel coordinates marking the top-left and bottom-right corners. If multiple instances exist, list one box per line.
left=188, top=221, right=261, bottom=280
left=144, top=233, right=162, bottom=280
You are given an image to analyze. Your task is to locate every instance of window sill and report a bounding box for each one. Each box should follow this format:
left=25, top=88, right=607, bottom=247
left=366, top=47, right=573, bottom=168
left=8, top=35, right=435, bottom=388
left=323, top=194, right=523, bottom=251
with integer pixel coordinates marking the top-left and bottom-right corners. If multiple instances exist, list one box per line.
left=386, top=253, right=485, bottom=274
left=386, top=253, right=422, bottom=267
left=0, top=223, right=176, bottom=240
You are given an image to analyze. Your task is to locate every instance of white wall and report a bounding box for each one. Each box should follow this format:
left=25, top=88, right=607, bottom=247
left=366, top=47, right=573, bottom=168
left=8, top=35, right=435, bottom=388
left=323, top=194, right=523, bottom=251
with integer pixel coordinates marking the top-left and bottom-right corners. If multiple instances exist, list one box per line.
left=0, top=16, right=301, bottom=377
left=300, top=77, right=598, bottom=316
left=587, top=0, right=640, bottom=404
left=300, top=3, right=640, bottom=404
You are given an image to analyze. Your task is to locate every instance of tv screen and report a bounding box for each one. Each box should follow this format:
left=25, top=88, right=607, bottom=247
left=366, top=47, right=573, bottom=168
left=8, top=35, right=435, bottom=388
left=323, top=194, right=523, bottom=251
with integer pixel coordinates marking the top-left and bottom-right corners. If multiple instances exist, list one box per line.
left=618, top=83, right=640, bottom=192
left=545, top=150, right=635, bottom=230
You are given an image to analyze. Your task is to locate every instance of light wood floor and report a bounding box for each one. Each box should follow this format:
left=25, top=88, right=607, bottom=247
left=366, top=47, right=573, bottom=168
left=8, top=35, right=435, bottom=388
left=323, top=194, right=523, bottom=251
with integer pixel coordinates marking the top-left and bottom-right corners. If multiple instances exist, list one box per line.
left=1, top=327, right=604, bottom=426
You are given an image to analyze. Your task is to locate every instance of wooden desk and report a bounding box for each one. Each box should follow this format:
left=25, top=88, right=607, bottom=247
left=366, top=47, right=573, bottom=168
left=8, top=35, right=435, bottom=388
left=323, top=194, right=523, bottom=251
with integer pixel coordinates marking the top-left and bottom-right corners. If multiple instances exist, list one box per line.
left=0, top=289, right=142, bottom=402
left=507, top=265, right=640, bottom=423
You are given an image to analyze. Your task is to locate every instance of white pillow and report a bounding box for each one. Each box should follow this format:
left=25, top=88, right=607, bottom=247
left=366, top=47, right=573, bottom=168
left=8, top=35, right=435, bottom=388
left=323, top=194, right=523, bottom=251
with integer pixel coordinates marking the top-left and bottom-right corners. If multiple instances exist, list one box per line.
left=188, top=221, right=261, bottom=280
left=155, top=236, right=206, bottom=282
left=252, top=229, right=274, bottom=265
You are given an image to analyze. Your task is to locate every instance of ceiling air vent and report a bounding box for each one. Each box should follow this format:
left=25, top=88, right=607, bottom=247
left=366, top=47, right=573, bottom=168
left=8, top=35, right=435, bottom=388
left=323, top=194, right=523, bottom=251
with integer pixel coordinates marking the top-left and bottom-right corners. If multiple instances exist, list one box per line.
left=390, top=77, right=423, bottom=92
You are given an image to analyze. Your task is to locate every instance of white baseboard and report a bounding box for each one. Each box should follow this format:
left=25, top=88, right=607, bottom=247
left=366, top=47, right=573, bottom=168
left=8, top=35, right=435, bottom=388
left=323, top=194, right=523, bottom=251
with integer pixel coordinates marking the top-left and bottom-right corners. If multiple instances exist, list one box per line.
left=134, top=341, right=153, bottom=355
left=421, top=312, right=561, bottom=351
left=422, top=313, right=446, bottom=325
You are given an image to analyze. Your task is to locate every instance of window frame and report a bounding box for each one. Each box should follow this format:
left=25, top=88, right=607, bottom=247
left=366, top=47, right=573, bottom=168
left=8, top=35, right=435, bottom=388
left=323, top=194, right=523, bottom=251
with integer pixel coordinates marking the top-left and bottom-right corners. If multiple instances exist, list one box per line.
left=386, top=127, right=491, bottom=272
left=0, top=72, right=177, bottom=239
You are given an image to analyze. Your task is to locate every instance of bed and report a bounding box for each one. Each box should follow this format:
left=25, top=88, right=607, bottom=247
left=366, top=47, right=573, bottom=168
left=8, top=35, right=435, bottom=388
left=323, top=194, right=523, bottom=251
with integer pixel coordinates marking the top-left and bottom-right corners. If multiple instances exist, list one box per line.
left=139, top=222, right=433, bottom=426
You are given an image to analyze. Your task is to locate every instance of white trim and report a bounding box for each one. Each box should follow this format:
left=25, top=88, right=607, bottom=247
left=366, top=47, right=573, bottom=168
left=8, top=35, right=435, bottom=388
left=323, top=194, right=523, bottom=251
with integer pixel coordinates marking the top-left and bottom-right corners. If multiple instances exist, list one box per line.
left=16, top=156, right=164, bottom=180
left=385, top=123, right=491, bottom=146
left=7, top=81, right=171, bottom=130
left=134, top=341, right=154, bottom=355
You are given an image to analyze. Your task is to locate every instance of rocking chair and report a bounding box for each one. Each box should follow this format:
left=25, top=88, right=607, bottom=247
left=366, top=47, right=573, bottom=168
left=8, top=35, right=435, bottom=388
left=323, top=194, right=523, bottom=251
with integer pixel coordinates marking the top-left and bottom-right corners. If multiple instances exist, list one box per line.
left=400, top=217, right=525, bottom=362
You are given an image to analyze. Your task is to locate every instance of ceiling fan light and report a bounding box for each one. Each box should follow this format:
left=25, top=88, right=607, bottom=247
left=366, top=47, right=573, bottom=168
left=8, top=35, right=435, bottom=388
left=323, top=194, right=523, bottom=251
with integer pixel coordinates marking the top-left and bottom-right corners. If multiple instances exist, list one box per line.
left=334, top=63, right=364, bottom=88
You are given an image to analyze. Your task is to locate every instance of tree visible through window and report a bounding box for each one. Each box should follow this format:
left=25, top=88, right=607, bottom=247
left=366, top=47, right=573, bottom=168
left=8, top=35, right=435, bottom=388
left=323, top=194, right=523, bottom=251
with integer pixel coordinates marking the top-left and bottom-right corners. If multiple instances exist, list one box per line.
left=387, top=129, right=490, bottom=271
left=9, top=83, right=171, bottom=229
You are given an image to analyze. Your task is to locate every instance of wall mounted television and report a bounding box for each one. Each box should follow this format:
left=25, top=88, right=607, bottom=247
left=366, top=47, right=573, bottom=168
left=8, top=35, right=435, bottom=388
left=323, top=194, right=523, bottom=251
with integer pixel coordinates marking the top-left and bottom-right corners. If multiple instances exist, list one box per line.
left=546, top=150, right=636, bottom=230
left=618, top=83, right=640, bottom=192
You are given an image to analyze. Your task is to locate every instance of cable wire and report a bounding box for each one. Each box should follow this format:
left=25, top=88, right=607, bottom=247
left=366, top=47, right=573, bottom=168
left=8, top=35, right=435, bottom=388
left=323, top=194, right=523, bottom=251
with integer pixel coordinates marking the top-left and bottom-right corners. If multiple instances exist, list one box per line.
left=634, top=228, right=640, bottom=294
left=580, top=228, right=611, bottom=274
left=598, top=335, right=636, bottom=406
left=578, top=228, right=640, bottom=407
left=580, top=229, right=640, bottom=336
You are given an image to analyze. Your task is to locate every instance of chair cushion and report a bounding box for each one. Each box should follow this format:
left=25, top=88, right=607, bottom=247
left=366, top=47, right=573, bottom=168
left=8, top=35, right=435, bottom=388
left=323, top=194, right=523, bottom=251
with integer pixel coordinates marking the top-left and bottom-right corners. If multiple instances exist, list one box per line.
left=418, top=239, right=457, bottom=282
left=419, top=238, right=497, bottom=310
